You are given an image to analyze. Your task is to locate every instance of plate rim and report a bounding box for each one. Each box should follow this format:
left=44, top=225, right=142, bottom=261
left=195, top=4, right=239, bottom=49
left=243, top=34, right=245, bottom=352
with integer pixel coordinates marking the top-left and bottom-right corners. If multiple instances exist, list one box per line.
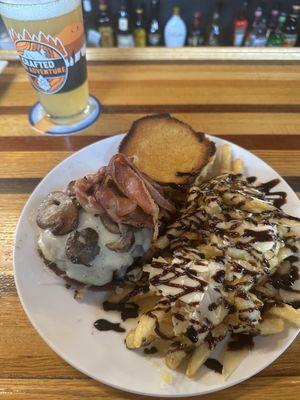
left=13, top=133, right=300, bottom=398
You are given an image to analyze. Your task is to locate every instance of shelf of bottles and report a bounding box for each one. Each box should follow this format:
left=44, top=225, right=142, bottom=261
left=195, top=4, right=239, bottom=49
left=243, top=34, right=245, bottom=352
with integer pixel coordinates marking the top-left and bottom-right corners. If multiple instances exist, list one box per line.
left=1, top=0, right=300, bottom=54
left=80, top=0, right=300, bottom=49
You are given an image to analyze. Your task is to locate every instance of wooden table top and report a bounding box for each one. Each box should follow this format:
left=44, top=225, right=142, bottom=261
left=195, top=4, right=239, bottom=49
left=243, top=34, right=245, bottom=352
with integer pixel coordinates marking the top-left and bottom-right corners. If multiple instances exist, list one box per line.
left=0, top=60, right=300, bottom=400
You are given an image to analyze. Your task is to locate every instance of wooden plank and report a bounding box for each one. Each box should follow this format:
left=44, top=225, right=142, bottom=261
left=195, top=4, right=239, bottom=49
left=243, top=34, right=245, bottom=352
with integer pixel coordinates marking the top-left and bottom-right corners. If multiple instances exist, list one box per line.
left=1, top=113, right=300, bottom=137
left=0, top=135, right=299, bottom=152
left=2, top=64, right=300, bottom=108
left=1, top=150, right=299, bottom=178
left=2, top=80, right=300, bottom=107
left=4, top=63, right=300, bottom=82
left=0, top=194, right=29, bottom=275
left=3, top=47, right=300, bottom=61
left=0, top=375, right=300, bottom=399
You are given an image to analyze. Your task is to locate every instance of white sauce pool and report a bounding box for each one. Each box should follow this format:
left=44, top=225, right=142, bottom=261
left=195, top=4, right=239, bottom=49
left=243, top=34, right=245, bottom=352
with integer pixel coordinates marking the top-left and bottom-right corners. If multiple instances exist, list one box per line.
left=38, top=210, right=152, bottom=286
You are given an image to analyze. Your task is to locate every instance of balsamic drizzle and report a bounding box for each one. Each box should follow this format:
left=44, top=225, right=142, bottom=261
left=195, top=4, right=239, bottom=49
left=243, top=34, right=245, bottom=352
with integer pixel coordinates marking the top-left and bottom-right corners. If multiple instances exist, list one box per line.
left=103, top=300, right=139, bottom=320
left=227, top=334, right=255, bottom=351
left=94, top=319, right=125, bottom=333
left=204, top=358, right=223, bottom=374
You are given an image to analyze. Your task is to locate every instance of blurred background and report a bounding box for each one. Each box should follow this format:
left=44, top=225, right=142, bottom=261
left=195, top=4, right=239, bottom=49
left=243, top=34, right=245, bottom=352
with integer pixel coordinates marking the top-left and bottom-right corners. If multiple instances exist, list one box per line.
left=1, top=0, right=299, bottom=49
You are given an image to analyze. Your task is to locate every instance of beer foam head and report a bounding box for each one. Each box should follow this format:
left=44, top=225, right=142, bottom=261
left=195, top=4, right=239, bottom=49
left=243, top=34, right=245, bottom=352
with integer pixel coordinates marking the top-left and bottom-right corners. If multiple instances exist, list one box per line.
left=0, top=0, right=80, bottom=21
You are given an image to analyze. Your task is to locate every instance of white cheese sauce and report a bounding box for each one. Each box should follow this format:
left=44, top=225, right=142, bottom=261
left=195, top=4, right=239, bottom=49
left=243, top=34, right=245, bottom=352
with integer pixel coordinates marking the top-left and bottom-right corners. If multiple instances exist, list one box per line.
left=38, top=210, right=152, bottom=286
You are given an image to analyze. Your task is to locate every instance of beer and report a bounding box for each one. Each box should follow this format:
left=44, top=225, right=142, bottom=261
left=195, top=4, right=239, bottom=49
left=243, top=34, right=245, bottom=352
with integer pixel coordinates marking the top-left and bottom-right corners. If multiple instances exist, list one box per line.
left=0, top=0, right=89, bottom=122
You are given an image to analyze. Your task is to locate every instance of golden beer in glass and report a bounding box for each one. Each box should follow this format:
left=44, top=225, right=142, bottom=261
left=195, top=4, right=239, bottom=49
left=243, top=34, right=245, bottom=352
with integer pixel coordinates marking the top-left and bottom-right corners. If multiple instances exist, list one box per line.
left=0, top=0, right=97, bottom=129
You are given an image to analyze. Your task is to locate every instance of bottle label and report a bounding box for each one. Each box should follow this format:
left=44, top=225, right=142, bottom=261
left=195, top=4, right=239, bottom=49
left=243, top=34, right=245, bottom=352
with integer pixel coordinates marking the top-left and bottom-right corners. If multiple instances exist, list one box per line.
left=209, top=35, right=218, bottom=46
left=234, top=28, right=246, bottom=46
left=83, top=0, right=92, bottom=13
left=188, top=35, right=203, bottom=46
left=9, top=26, right=87, bottom=95
left=117, top=34, right=134, bottom=48
left=134, top=28, right=146, bottom=46
left=283, top=34, right=297, bottom=47
left=148, top=33, right=161, bottom=46
left=165, top=32, right=186, bottom=47
left=253, top=37, right=268, bottom=47
left=118, top=18, right=128, bottom=32
left=87, top=29, right=101, bottom=47
left=99, top=26, right=114, bottom=47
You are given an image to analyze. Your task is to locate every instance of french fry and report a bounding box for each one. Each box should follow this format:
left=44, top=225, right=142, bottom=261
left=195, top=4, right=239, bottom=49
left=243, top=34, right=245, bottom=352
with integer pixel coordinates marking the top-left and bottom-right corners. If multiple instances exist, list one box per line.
left=267, top=304, right=300, bottom=327
left=125, top=329, right=136, bottom=349
left=220, top=144, right=232, bottom=174
left=258, top=317, right=284, bottom=335
left=232, top=158, right=244, bottom=174
left=133, top=310, right=166, bottom=348
left=222, top=347, right=249, bottom=379
left=186, top=342, right=211, bottom=378
left=165, top=349, right=187, bottom=370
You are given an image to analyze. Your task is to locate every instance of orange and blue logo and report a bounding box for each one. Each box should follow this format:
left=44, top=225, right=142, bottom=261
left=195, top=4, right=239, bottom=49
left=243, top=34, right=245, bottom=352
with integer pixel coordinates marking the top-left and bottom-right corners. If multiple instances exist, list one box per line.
left=10, top=24, right=86, bottom=95
left=10, top=29, right=68, bottom=94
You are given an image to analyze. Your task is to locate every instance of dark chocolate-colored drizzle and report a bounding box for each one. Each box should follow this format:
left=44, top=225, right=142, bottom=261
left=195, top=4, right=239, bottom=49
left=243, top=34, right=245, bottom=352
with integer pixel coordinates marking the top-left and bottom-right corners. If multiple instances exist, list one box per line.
left=204, top=358, right=223, bottom=374
left=94, top=319, right=125, bottom=333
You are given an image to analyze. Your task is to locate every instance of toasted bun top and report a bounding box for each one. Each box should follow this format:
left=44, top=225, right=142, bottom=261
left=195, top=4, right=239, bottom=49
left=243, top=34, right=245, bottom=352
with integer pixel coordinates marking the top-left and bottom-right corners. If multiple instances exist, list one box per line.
left=119, top=114, right=216, bottom=185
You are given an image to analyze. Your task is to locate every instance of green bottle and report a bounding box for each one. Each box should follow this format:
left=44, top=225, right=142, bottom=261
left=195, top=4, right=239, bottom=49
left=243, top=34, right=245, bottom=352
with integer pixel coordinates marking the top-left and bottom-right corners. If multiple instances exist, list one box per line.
left=267, top=13, right=286, bottom=47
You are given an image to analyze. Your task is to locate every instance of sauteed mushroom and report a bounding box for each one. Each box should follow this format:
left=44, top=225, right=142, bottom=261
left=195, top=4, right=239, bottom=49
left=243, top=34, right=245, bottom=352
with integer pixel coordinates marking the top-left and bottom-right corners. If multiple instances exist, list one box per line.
left=66, top=228, right=100, bottom=266
left=36, top=191, right=79, bottom=235
left=100, top=213, right=121, bottom=234
left=106, top=229, right=135, bottom=253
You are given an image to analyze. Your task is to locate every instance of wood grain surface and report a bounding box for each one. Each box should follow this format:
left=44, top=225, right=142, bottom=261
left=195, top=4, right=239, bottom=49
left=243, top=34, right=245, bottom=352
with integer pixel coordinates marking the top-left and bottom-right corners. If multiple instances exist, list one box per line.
left=0, top=60, right=299, bottom=400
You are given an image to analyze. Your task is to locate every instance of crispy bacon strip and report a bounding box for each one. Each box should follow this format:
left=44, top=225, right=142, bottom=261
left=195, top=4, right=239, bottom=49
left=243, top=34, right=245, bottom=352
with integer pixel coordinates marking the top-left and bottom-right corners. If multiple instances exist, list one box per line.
left=107, top=154, right=159, bottom=216
left=125, top=156, right=176, bottom=213
left=74, top=167, right=107, bottom=213
left=95, top=183, right=138, bottom=222
left=74, top=154, right=176, bottom=238
left=120, top=207, right=153, bottom=228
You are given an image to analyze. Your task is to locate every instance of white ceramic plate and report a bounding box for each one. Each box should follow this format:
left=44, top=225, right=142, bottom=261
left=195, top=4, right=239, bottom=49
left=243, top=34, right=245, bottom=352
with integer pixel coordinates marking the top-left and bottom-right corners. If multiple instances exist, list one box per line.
left=14, top=134, right=300, bottom=397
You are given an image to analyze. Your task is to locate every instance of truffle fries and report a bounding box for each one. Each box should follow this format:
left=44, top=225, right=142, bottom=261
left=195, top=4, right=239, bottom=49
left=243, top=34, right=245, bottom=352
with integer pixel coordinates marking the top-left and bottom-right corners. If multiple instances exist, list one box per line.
left=108, top=145, right=300, bottom=379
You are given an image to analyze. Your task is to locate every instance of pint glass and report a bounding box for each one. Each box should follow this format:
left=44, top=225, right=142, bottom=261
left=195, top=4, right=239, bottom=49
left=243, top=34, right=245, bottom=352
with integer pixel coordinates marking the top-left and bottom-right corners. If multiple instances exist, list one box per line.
left=0, top=0, right=99, bottom=133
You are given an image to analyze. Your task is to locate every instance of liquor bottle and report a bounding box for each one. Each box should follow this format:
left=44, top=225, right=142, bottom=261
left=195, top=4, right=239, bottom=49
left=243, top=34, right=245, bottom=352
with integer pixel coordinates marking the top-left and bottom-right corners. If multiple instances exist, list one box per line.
left=134, top=4, right=147, bottom=47
left=97, top=0, right=114, bottom=47
left=244, top=6, right=263, bottom=46
left=233, top=1, right=248, bottom=46
left=282, top=12, right=299, bottom=47
left=187, top=12, right=204, bottom=46
left=117, top=0, right=134, bottom=48
left=252, top=18, right=268, bottom=47
left=148, top=0, right=161, bottom=46
left=266, top=6, right=280, bottom=41
left=82, top=0, right=100, bottom=47
left=267, top=12, right=286, bottom=46
left=208, top=3, right=222, bottom=46
left=164, top=6, right=187, bottom=47
left=291, top=2, right=300, bottom=46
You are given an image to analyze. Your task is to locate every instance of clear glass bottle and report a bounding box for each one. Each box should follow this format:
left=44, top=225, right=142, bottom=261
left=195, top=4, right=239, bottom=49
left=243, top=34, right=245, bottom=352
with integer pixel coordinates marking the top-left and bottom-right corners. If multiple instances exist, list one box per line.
left=252, top=18, right=268, bottom=47
left=148, top=0, right=161, bottom=46
left=208, top=3, right=222, bottom=46
left=164, top=5, right=187, bottom=47
left=134, top=4, right=147, bottom=47
left=267, top=12, right=286, bottom=46
left=282, top=13, right=298, bottom=47
left=244, top=6, right=263, bottom=46
left=188, top=11, right=204, bottom=46
left=117, top=0, right=134, bottom=48
left=233, top=1, right=248, bottom=46
left=97, top=0, right=114, bottom=47
left=266, top=7, right=279, bottom=43
left=82, top=0, right=100, bottom=47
